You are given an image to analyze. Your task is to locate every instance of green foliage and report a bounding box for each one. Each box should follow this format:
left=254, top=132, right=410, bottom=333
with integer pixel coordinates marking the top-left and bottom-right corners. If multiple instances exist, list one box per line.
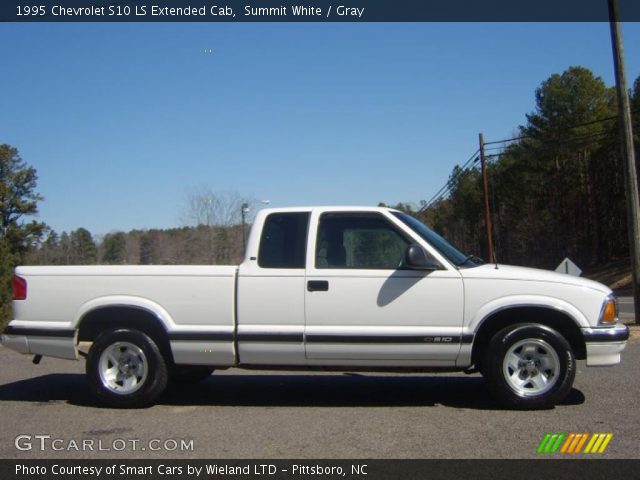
left=0, top=238, right=17, bottom=328
left=70, top=228, right=97, bottom=264
left=525, top=66, right=615, bottom=138
left=0, top=145, right=46, bottom=254
left=0, top=144, right=45, bottom=327
left=27, top=228, right=97, bottom=265
left=633, top=77, right=640, bottom=120
left=139, top=230, right=160, bottom=265
left=24, top=223, right=247, bottom=267
left=633, top=77, right=640, bottom=163
left=101, top=232, right=127, bottom=264
left=0, top=145, right=41, bottom=225
left=425, top=67, right=634, bottom=270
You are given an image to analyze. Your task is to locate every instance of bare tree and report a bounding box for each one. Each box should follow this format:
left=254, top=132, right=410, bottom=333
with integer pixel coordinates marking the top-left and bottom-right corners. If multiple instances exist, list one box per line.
left=181, top=186, right=256, bottom=264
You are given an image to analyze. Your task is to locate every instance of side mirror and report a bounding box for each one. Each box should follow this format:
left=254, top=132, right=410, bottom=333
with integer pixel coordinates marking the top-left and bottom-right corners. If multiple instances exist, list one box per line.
left=404, top=244, right=441, bottom=270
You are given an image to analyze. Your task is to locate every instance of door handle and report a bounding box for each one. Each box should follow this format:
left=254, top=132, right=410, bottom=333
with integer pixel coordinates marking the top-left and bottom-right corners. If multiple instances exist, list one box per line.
left=307, top=280, right=329, bottom=292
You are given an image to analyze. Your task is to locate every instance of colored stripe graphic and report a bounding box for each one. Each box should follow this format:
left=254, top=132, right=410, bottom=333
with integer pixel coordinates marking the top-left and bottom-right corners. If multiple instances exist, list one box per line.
left=560, top=433, right=575, bottom=453
left=537, top=433, right=566, bottom=454
left=584, top=433, right=614, bottom=454
left=537, top=434, right=552, bottom=454
left=597, top=434, right=613, bottom=453
left=573, top=433, right=589, bottom=454
left=539, top=433, right=613, bottom=455
left=550, top=433, right=566, bottom=453
left=584, top=434, right=599, bottom=453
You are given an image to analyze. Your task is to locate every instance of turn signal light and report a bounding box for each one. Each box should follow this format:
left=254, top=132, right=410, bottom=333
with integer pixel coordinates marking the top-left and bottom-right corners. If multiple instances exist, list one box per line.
left=12, top=275, right=27, bottom=300
left=600, top=298, right=617, bottom=324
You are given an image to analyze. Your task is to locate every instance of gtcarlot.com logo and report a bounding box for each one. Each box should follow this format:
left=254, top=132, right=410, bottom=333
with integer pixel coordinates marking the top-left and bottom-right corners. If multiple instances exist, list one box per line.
left=537, top=433, right=613, bottom=455
left=14, top=434, right=194, bottom=452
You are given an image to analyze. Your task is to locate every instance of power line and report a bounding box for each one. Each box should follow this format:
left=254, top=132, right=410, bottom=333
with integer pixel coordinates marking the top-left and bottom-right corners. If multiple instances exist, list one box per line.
left=421, top=123, right=619, bottom=213
left=484, top=112, right=628, bottom=147
left=485, top=115, right=617, bottom=146
left=420, top=181, right=457, bottom=213
left=483, top=134, right=529, bottom=147
left=420, top=107, right=638, bottom=214
left=485, top=129, right=612, bottom=161
left=484, top=145, right=508, bottom=152
left=419, top=149, right=480, bottom=213
left=419, top=149, right=480, bottom=212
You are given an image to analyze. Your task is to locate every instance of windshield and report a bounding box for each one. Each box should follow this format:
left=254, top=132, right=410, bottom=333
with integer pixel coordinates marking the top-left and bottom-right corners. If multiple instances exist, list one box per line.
left=391, top=211, right=481, bottom=267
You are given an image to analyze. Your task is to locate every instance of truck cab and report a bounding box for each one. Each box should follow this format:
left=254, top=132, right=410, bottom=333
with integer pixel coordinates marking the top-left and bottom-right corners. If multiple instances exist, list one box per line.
left=237, top=207, right=465, bottom=367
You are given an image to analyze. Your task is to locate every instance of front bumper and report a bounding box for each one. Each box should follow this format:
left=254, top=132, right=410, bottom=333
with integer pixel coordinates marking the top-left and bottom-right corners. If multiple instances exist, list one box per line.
left=582, top=323, right=630, bottom=366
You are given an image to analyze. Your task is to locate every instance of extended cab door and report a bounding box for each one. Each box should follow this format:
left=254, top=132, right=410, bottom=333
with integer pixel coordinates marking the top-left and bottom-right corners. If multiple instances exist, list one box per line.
left=304, top=210, right=464, bottom=366
left=236, top=210, right=310, bottom=365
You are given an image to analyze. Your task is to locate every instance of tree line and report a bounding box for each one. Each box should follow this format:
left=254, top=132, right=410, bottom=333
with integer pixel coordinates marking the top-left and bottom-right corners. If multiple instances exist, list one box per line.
left=23, top=186, right=254, bottom=268
left=24, top=224, right=247, bottom=267
left=418, top=66, right=640, bottom=271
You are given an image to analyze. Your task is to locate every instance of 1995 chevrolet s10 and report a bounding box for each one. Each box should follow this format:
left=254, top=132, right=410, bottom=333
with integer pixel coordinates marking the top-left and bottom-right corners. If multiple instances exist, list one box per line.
left=1, top=207, right=629, bottom=409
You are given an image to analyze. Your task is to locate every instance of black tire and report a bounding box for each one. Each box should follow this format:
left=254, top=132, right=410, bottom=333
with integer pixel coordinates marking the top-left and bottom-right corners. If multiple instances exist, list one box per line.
left=483, top=323, right=576, bottom=410
left=86, top=329, right=168, bottom=408
left=169, top=365, right=214, bottom=385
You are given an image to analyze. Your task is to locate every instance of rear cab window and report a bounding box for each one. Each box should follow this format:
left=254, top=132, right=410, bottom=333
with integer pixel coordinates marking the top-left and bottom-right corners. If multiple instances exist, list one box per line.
left=258, top=212, right=310, bottom=269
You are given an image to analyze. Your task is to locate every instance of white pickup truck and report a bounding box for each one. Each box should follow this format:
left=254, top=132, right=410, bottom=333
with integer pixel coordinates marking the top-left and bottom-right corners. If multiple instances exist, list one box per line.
left=1, top=207, right=629, bottom=409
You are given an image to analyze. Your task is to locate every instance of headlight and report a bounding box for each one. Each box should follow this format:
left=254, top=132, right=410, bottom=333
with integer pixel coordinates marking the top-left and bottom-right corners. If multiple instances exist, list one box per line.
left=598, top=295, right=618, bottom=325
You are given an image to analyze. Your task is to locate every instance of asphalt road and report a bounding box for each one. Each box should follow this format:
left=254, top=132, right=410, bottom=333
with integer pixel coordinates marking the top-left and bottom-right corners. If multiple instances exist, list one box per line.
left=0, top=340, right=638, bottom=460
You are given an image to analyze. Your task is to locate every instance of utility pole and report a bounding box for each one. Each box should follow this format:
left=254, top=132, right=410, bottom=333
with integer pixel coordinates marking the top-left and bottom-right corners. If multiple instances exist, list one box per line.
left=241, top=202, right=249, bottom=254
left=609, top=0, right=640, bottom=325
left=479, top=133, right=494, bottom=263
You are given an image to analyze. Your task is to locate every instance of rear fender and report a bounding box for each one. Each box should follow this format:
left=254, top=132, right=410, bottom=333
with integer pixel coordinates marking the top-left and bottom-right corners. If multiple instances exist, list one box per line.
left=73, top=295, right=176, bottom=330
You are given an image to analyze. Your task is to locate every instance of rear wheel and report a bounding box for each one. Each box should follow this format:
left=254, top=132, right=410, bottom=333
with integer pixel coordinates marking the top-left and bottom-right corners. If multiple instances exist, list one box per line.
left=483, top=323, right=575, bottom=409
left=86, top=329, right=168, bottom=408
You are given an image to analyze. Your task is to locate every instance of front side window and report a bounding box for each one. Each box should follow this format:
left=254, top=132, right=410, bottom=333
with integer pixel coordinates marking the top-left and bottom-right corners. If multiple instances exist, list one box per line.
left=316, top=213, right=409, bottom=269
left=258, top=212, right=310, bottom=268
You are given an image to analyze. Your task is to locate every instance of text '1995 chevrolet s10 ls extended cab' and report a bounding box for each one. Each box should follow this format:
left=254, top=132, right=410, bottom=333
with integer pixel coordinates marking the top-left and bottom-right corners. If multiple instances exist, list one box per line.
left=1, top=207, right=629, bottom=409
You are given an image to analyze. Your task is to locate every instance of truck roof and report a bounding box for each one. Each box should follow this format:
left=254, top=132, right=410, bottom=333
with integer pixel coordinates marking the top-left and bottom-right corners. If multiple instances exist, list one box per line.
left=256, top=206, right=400, bottom=214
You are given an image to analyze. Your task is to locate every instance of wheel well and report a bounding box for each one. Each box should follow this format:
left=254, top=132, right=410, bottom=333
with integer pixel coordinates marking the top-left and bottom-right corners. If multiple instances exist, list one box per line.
left=471, top=306, right=586, bottom=366
left=77, top=306, right=173, bottom=362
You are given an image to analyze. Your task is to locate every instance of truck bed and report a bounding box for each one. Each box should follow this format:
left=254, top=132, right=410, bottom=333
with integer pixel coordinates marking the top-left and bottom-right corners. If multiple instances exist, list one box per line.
left=7, top=265, right=238, bottom=365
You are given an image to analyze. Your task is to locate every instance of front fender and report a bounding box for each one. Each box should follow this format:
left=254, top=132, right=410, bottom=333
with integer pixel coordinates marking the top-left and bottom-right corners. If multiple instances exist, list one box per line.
left=467, top=294, right=589, bottom=334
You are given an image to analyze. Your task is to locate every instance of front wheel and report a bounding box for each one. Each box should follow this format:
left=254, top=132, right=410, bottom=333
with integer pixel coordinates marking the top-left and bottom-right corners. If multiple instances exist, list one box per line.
left=86, top=329, right=168, bottom=408
left=483, top=323, right=576, bottom=409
